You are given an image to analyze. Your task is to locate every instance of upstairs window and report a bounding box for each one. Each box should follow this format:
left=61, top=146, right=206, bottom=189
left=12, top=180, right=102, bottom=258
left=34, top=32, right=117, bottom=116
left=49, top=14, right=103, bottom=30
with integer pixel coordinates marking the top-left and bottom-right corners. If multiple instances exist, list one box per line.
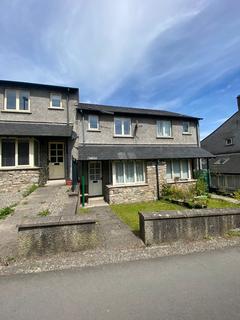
left=225, top=138, right=233, bottom=146
left=182, top=121, right=190, bottom=134
left=114, top=118, right=131, bottom=136
left=50, top=94, right=62, bottom=108
left=88, top=115, right=99, bottom=130
left=157, top=120, right=172, bottom=137
left=5, top=90, right=30, bottom=111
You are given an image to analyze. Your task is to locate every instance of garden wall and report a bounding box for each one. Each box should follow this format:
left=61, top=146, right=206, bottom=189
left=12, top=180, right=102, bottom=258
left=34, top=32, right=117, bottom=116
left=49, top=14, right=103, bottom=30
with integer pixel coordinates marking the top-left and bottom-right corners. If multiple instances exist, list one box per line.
left=18, top=215, right=97, bottom=257
left=139, top=208, right=240, bottom=245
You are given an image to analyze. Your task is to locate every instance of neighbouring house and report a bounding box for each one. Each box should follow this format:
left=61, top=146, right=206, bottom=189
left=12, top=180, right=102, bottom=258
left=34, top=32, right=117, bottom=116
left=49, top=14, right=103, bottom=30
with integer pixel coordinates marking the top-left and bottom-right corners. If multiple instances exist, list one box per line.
left=201, top=97, right=240, bottom=193
left=0, top=80, right=79, bottom=192
left=77, top=103, right=212, bottom=204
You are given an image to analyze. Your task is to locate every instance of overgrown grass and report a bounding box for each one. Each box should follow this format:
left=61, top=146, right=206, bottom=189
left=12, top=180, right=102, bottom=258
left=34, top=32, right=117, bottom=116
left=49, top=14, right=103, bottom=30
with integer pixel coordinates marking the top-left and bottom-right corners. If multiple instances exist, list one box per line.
left=207, top=198, right=240, bottom=208
left=110, top=200, right=184, bottom=232
left=22, top=184, right=38, bottom=197
left=0, top=205, right=15, bottom=220
left=38, top=209, right=50, bottom=217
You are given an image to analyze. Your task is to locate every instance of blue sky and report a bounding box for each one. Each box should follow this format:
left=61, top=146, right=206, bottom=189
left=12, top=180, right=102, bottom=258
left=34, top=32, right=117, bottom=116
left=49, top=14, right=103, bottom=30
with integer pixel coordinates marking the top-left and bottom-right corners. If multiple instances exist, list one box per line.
left=0, top=0, right=240, bottom=139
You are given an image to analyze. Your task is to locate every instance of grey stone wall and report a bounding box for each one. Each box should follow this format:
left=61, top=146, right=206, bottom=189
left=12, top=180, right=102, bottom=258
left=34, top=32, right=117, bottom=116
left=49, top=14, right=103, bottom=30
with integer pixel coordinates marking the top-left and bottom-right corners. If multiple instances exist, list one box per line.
left=0, top=169, right=40, bottom=193
left=18, top=215, right=97, bottom=257
left=77, top=113, right=198, bottom=145
left=139, top=208, right=240, bottom=245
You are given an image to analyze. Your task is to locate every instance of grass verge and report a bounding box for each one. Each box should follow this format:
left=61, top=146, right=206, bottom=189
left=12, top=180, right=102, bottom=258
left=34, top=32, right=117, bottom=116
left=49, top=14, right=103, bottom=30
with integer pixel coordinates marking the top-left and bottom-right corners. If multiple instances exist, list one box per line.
left=207, top=198, right=240, bottom=208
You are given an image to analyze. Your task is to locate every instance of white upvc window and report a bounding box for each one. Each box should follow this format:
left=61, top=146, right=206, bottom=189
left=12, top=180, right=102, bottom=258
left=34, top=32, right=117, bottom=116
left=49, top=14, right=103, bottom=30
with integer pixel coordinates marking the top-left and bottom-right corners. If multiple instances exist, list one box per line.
left=165, top=159, right=192, bottom=181
left=114, top=117, right=132, bottom=136
left=157, top=120, right=172, bottom=137
left=88, top=115, right=99, bottom=130
left=112, top=160, right=145, bottom=185
left=0, top=138, right=36, bottom=168
left=182, top=121, right=190, bottom=134
left=50, top=94, right=62, bottom=109
left=4, top=89, right=30, bottom=111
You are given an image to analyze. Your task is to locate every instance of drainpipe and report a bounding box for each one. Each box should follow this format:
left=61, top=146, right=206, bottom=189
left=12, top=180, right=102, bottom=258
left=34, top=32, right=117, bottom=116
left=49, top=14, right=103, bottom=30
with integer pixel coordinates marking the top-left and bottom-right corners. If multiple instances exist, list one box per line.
left=66, top=89, right=70, bottom=180
left=155, top=160, right=160, bottom=200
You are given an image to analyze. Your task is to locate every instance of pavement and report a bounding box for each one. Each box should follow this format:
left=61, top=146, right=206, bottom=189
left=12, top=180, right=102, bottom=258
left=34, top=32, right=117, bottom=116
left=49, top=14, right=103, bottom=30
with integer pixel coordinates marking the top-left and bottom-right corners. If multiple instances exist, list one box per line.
left=210, top=194, right=240, bottom=204
left=1, top=247, right=240, bottom=320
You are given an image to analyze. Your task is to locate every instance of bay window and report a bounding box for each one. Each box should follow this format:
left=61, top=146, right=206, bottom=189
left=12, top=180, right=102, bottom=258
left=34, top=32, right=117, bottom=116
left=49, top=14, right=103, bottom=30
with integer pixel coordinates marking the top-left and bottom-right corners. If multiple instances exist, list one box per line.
left=157, top=120, right=172, bottom=137
left=113, top=160, right=145, bottom=185
left=166, top=159, right=191, bottom=181
left=0, top=138, right=38, bottom=168
left=5, top=90, right=30, bottom=111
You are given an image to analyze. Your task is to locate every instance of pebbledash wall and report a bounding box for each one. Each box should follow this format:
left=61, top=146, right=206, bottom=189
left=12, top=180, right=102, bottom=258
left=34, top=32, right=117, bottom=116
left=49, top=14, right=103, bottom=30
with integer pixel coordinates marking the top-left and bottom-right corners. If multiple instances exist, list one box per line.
left=105, top=161, right=166, bottom=204
left=0, top=168, right=47, bottom=193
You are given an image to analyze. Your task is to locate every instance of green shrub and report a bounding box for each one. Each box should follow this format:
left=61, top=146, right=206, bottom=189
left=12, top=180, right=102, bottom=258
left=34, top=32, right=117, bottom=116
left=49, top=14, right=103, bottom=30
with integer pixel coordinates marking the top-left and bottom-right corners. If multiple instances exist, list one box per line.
left=195, top=176, right=208, bottom=196
left=233, top=189, right=240, bottom=200
left=23, top=184, right=38, bottom=197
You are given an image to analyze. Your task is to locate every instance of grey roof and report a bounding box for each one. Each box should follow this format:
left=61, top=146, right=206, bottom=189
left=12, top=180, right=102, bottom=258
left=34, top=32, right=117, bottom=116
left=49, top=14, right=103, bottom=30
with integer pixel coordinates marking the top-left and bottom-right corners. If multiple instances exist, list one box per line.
left=78, top=103, right=201, bottom=120
left=0, top=80, right=78, bottom=93
left=209, top=153, right=240, bottom=174
left=0, top=121, right=73, bottom=137
left=78, top=144, right=213, bottom=160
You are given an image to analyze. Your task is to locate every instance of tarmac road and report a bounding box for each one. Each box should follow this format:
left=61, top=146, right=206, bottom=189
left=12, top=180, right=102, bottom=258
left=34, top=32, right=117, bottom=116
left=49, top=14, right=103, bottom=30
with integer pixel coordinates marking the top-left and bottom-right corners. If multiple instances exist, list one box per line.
left=0, top=247, right=240, bottom=320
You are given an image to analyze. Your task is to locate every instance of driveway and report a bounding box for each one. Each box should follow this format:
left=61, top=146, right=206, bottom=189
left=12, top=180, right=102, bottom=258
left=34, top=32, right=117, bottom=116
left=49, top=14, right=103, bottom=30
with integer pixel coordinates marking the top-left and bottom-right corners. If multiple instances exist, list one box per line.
left=1, top=247, right=240, bottom=320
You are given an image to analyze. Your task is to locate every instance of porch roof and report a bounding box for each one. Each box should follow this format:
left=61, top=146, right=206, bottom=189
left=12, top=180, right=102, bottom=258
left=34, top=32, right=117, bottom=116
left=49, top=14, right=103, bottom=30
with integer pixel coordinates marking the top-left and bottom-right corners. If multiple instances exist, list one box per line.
left=78, top=144, right=213, bottom=160
left=0, top=122, right=73, bottom=137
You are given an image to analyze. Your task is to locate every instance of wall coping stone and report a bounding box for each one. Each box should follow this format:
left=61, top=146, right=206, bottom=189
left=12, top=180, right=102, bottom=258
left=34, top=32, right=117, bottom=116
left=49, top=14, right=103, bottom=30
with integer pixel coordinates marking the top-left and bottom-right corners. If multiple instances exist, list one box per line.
left=0, top=167, right=41, bottom=172
left=139, top=208, right=240, bottom=221
left=17, top=214, right=96, bottom=230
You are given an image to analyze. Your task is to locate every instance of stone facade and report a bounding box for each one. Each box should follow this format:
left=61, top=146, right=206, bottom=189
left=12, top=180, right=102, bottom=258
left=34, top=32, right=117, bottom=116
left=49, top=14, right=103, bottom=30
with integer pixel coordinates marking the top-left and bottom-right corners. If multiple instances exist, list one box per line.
left=0, top=169, right=40, bottom=193
left=105, top=161, right=167, bottom=204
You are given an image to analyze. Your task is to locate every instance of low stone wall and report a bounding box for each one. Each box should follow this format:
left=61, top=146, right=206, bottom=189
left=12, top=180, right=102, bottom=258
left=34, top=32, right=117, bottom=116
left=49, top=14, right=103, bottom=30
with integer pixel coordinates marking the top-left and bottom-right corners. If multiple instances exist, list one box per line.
left=18, top=215, right=97, bottom=257
left=0, top=169, right=40, bottom=193
left=139, top=208, right=240, bottom=245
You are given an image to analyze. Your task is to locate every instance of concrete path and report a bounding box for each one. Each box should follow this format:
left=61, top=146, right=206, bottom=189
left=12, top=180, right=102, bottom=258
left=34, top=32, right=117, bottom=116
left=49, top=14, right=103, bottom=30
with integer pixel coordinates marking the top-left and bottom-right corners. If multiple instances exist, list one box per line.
left=1, top=247, right=240, bottom=320
left=210, top=193, right=240, bottom=204
left=89, top=206, right=144, bottom=250
left=0, top=183, right=73, bottom=260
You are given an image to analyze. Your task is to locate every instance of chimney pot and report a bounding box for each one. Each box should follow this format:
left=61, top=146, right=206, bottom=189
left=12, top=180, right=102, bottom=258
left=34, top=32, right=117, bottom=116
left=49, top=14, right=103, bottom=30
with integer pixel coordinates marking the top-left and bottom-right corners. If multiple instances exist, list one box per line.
left=237, top=96, right=240, bottom=111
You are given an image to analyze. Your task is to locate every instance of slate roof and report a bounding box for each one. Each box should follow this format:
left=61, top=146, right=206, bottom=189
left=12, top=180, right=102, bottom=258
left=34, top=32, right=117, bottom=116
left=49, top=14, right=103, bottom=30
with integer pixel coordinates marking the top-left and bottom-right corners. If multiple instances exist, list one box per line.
left=0, top=121, right=73, bottom=137
left=209, top=153, right=240, bottom=174
left=78, top=144, right=213, bottom=160
left=0, top=80, right=78, bottom=93
left=78, top=103, right=201, bottom=120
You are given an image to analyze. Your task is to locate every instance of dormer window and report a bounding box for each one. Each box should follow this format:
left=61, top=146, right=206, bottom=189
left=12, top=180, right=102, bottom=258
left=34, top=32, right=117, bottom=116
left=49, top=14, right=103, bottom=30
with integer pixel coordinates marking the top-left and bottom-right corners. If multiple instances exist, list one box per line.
left=5, top=90, right=30, bottom=111
left=50, top=94, right=62, bottom=108
left=114, top=118, right=131, bottom=136
left=225, top=138, right=233, bottom=146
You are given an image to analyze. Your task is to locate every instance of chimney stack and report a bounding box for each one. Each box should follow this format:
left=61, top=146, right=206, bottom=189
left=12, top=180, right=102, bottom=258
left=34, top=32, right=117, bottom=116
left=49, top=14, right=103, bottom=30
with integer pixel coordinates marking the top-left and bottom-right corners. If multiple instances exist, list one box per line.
left=237, top=96, right=240, bottom=111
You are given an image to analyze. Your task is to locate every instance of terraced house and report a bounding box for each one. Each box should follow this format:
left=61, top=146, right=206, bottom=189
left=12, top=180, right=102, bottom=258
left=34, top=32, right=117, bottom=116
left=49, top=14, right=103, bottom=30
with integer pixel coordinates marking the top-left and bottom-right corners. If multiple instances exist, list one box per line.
left=0, top=80, right=212, bottom=203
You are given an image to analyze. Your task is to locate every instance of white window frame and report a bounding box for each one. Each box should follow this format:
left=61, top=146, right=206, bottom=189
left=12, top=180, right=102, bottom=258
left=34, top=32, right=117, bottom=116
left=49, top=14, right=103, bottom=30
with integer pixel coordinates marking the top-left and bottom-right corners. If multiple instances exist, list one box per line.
left=88, top=114, right=100, bottom=131
left=182, top=121, right=190, bottom=134
left=157, top=120, right=172, bottom=138
left=0, top=138, right=35, bottom=169
left=50, top=93, right=63, bottom=109
left=4, top=89, right=30, bottom=112
left=225, top=138, right=233, bottom=146
left=114, top=117, right=132, bottom=137
left=165, top=159, right=192, bottom=182
left=112, top=160, right=145, bottom=185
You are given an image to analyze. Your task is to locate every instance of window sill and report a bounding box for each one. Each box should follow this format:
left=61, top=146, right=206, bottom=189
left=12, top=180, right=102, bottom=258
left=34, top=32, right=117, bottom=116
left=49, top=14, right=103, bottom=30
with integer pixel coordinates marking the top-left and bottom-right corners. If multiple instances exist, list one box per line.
left=167, top=179, right=197, bottom=184
left=1, top=110, right=31, bottom=114
left=182, top=132, right=192, bottom=135
left=156, top=136, right=174, bottom=139
left=113, top=135, right=134, bottom=138
left=106, top=183, right=148, bottom=189
left=48, top=107, right=64, bottom=111
left=0, top=166, right=40, bottom=171
left=87, top=129, right=101, bottom=132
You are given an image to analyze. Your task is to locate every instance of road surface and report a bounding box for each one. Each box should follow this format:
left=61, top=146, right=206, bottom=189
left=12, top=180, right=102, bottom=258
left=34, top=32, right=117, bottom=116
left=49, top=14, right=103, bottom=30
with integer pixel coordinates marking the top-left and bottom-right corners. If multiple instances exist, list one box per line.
left=1, top=247, right=240, bottom=320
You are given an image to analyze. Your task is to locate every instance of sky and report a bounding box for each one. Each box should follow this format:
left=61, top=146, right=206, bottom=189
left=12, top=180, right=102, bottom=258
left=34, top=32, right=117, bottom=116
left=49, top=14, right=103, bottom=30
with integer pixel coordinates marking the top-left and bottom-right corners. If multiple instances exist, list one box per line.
left=0, top=0, right=240, bottom=139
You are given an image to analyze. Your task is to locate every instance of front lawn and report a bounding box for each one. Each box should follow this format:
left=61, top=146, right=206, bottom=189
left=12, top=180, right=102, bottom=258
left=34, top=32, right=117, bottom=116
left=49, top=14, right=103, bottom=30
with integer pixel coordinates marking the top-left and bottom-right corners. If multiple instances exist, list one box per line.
left=110, top=200, right=184, bottom=232
left=110, top=198, right=240, bottom=233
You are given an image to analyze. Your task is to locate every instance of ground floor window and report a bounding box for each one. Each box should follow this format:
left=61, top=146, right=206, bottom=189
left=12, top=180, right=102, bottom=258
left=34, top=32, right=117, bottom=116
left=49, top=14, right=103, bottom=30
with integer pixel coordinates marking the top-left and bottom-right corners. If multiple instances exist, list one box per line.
left=166, top=159, right=192, bottom=181
left=112, top=160, right=145, bottom=185
left=0, top=138, right=39, bottom=168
